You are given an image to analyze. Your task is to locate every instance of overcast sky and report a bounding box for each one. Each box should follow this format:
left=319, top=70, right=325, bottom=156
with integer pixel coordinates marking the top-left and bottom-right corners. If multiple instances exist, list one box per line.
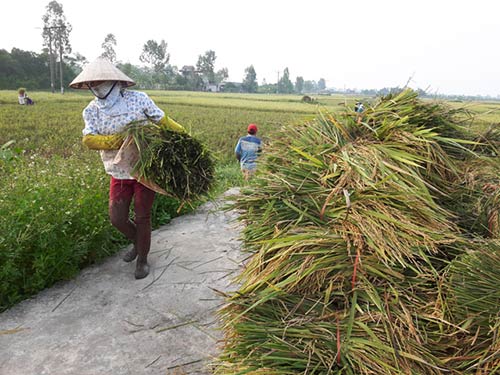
left=2, top=0, right=499, bottom=96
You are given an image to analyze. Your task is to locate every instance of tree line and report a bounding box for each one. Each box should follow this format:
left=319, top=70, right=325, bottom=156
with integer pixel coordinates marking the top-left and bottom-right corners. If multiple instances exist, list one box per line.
left=0, top=45, right=327, bottom=94
left=0, top=1, right=328, bottom=94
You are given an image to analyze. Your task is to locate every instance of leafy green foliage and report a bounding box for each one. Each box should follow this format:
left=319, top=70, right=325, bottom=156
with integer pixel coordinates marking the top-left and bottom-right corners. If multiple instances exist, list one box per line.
left=278, top=67, right=294, bottom=94
left=242, top=65, right=258, bottom=93
left=100, top=33, right=117, bottom=63
left=139, top=39, right=170, bottom=73
left=196, top=50, right=217, bottom=84
left=0, top=140, right=22, bottom=173
left=0, top=48, right=57, bottom=89
left=0, top=154, right=120, bottom=310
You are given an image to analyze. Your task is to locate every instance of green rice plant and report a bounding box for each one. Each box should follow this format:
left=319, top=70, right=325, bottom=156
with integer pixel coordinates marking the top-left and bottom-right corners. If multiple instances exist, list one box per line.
left=0, top=154, right=123, bottom=310
left=0, top=140, right=22, bottom=174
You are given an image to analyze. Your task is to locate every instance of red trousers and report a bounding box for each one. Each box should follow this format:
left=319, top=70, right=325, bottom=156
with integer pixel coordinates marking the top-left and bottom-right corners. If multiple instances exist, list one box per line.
left=109, top=178, right=155, bottom=262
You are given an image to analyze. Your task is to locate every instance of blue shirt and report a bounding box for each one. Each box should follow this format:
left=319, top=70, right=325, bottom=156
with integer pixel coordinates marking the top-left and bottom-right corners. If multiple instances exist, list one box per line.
left=235, top=135, right=262, bottom=170
left=355, top=103, right=364, bottom=113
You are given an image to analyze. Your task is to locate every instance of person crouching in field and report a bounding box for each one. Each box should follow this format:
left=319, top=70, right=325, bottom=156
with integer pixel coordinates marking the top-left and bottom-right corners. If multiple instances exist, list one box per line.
left=18, top=88, right=34, bottom=105
left=69, top=58, right=185, bottom=279
left=235, top=123, right=262, bottom=180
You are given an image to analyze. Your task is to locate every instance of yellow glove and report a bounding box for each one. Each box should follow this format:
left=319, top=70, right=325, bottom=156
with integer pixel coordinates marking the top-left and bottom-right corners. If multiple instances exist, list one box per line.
left=82, top=134, right=124, bottom=150
left=82, top=116, right=185, bottom=150
left=158, top=116, right=186, bottom=133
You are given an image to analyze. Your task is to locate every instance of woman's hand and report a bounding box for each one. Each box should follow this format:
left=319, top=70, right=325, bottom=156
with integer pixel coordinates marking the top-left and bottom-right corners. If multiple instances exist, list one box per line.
left=158, top=116, right=186, bottom=133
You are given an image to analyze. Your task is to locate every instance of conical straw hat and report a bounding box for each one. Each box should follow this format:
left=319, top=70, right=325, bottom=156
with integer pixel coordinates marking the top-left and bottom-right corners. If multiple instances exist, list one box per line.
left=69, top=58, right=135, bottom=89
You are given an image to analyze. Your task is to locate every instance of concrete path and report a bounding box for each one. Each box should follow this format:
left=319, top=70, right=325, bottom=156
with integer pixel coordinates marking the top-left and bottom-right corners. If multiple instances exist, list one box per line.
left=0, top=188, right=243, bottom=375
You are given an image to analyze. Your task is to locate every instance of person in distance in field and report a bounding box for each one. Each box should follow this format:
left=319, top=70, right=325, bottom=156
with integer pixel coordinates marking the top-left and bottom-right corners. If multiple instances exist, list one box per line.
left=69, top=58, right=185, bottom=279
left=18, top=88, right=34, bottom=105
left=235, top=123, right=262, bottom=180
left=354, top=101, right=365, bottom=124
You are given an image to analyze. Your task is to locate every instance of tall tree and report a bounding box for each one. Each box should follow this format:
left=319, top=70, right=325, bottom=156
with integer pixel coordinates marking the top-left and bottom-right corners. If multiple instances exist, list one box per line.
left=42, top=1, right=72, bottom=93
left=196, top=50, right=216, bottom=84
left=179, top=65, right=203, bottom=91
left=242, top=65, right=258, bottom=93
left=139, top=39, right=170, bottom=73
left=304, top=80, right=317, bottom=92
left=215, top=67, right=229, bottom=85
left=67, top=52, right=87, bottom=74
left=100, top=33, right=117, bottom=63
left=0, top=48, right=77, bottom=90
left=295, top=76, right=304, bottom=93
left=318, top=78, right=326, bottom=90
left=278, top=67, right=294, bottom=94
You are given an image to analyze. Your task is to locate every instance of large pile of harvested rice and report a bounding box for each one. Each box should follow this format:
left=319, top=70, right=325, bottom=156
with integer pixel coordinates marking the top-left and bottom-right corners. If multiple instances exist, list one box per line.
left=214, top=89, right=499, bottom=374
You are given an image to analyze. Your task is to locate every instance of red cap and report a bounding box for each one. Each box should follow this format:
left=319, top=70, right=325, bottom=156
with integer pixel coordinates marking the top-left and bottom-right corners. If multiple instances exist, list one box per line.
left=247, top=123, right=258, bottom=134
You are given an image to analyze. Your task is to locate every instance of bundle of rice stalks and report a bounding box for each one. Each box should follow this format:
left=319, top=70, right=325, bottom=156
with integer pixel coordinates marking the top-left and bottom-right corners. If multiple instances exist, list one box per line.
left=444, top=159, right=500, bottom=238
left=472, top=124, right=500, bottom=156
left=124, top=123, right=214, bottom=200
left=430, top=119, right=500, bottom=238
left=215, top=89, right=499, bottom=374
left=444, top=240, right=500, bottom=373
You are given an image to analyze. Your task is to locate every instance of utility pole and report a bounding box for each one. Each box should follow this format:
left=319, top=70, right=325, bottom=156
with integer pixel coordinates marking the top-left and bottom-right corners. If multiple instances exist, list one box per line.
left=47, top=29, right=55, bottom=93
left=59, top=34, right=64, bottom=94
left=277, top=70, right=280, bottom=94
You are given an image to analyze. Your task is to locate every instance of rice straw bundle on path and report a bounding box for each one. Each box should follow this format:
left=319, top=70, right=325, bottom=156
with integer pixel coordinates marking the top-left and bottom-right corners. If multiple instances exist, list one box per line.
left=214, top=89, right=500, bottom=374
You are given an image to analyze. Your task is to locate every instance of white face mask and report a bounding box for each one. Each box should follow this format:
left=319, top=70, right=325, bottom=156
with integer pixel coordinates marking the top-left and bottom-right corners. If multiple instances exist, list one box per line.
left=90, top=81, right=118, bottom=99
left=92, top=82, right=127, bottom=116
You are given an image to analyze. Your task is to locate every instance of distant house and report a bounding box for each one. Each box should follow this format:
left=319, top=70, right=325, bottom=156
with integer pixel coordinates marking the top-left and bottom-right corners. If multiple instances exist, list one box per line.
left=205, top=83, right=221, bottom=92
left=180, top=65, right=196, bottom=76
left=179, top=66, right=233, bottom=92
left=203, top=80, right=233, bottom=93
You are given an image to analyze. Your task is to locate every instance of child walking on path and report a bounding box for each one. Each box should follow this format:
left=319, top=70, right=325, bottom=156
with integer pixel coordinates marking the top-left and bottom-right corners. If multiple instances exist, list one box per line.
left=235, top=123, right=262, bottom=180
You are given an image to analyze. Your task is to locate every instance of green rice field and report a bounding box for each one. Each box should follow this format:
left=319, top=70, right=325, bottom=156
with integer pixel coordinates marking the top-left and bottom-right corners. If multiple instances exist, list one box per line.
left=0, top=89, right=498, bottom=311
